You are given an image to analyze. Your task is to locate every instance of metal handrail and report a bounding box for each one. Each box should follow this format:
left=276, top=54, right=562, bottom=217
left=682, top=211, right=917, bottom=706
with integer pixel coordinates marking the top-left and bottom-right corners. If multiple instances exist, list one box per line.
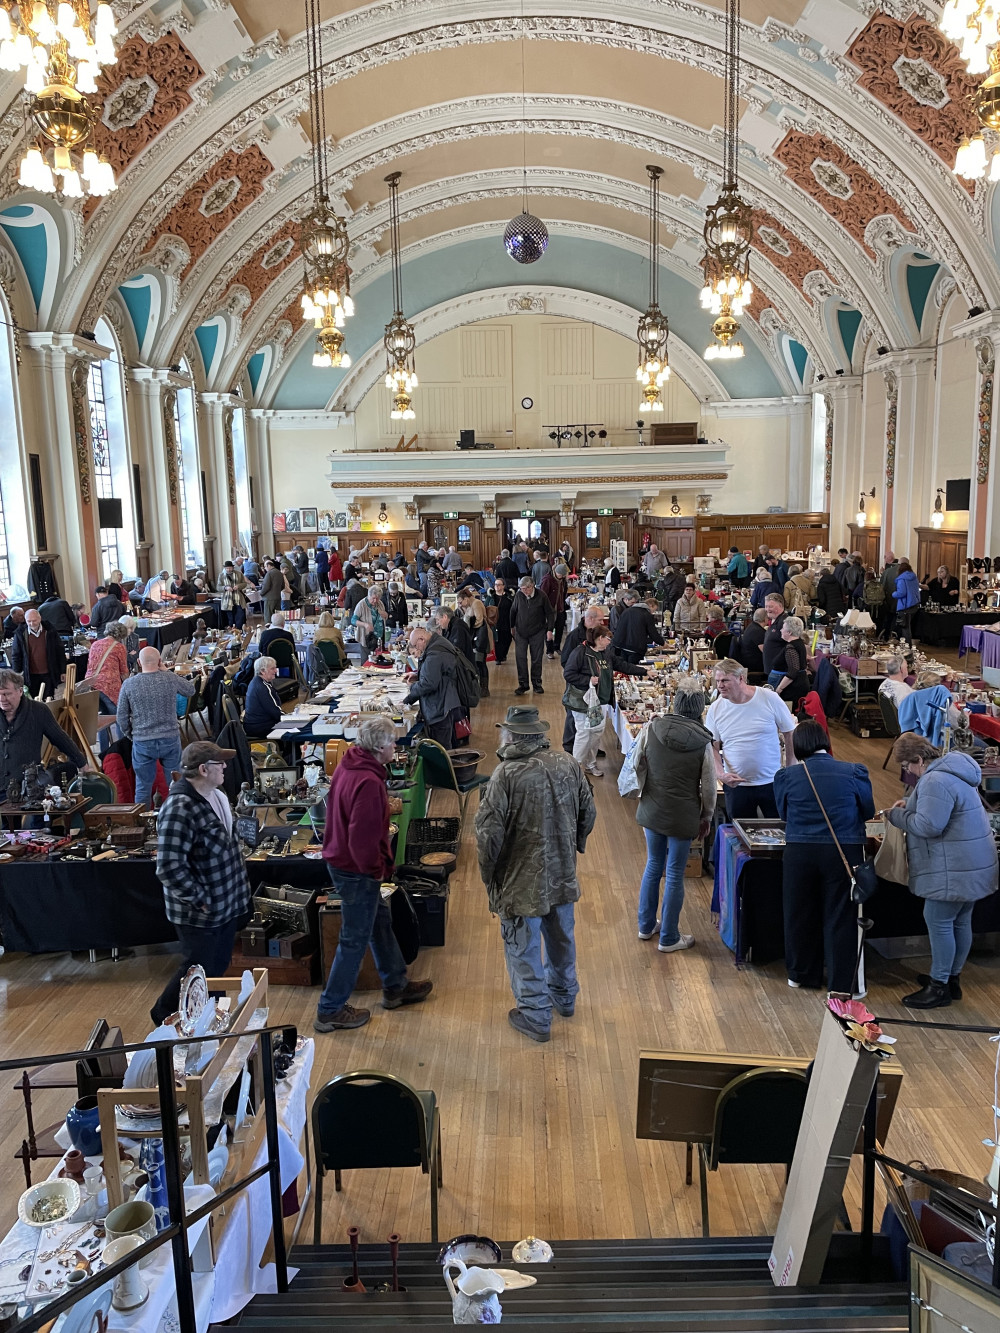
left=8, top=1023, right=292, bottom=1333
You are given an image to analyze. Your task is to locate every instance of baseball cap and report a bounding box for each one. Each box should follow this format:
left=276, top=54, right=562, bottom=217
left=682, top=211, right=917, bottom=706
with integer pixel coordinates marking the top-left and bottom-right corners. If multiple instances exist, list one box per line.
left=180, top=741, right=236, bottom=771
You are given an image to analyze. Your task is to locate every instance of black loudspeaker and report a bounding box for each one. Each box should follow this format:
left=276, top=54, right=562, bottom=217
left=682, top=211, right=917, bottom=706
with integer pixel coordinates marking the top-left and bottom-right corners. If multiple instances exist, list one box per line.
left=97, top=496, right=123, bottom=528
left=945, top=478, right=971, bottom=512
left=459, top=429, right=475, bottom=448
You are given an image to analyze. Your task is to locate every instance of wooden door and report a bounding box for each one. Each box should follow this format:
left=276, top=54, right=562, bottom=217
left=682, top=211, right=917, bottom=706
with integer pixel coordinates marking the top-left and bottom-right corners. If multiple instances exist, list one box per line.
left=914, top=527, right=967, bottom=582
left=576, top=511, right=638, bottom=564
left=847, top=523, right=881, bottom=570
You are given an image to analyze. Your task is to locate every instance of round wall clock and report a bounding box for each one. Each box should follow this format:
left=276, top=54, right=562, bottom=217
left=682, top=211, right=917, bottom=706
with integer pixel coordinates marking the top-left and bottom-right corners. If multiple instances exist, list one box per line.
left=521, top=397, right=533, bottom=410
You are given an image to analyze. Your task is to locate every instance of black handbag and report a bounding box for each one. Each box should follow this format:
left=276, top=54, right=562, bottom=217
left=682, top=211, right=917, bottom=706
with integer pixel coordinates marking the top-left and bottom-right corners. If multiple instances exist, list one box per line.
left=802, top=764, right=878, bottom=903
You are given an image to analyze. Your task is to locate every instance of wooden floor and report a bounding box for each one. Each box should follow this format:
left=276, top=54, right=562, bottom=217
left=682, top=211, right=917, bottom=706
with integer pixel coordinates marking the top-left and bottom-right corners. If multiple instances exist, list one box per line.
left=1, top=651, right=998, bottom=1247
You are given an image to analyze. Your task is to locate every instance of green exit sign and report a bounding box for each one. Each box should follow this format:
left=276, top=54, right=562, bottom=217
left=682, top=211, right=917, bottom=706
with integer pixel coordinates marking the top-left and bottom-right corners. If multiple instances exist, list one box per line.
left=598, top=508, right=614, bottom=516
left=443, top=511, right=459, bottom=519
left=521, top=509, right=536, bottom=518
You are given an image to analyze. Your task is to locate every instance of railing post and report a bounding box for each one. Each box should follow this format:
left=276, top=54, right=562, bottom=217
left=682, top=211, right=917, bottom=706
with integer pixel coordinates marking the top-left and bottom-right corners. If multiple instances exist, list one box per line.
left=156, top=1043, right=197, bottom=1333
left=261, top=1030, right=290, bottom=1293
left=860, top=1081, right=878, bottom=1280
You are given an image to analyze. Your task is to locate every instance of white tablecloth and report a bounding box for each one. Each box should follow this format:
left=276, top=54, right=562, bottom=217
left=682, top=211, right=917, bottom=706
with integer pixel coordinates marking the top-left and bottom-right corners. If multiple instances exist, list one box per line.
left=612, top=706, right=642, bottom=757
left=0, top=1039, right=314, bottom=1332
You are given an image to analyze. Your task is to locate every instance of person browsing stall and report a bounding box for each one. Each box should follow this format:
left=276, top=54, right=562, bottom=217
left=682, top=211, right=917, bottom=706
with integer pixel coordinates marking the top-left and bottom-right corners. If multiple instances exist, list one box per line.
left=403, top=625, right=462, bottom=749
left=0, top=668, right=89, bottom=794
left=706, top=658, right=797, bottom=819
left=116, top=647, right=196, bottom=808
left=243, top=656, right=282, bottom=738
left=315, top=715, right=432, bottom=1031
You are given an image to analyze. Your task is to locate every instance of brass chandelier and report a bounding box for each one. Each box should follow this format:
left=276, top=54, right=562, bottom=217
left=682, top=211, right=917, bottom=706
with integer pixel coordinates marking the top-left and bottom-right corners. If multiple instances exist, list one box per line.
left=298, top=0, right=353, bottom=368
left=700, top=0, right=753, bottom=361
left=3, top=1, right=118, bottom=197
left=941, top=2, right=1000, bottom=179
left=636, top=164, right=669, bottom=412
left=383, top=171, right=417, bottom=420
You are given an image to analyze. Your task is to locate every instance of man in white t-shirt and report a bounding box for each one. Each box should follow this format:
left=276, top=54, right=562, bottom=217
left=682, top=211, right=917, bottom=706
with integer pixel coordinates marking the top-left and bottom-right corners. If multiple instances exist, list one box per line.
left=878, top=655, right=913, bottom=709
left=706, top=658, right=797, bottom=819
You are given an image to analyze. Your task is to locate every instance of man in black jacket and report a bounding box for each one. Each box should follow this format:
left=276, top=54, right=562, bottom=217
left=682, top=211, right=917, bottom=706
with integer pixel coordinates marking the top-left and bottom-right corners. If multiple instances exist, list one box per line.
left=760, top=593, right=789, bottom=677
left=490, top=578, right=515, bottom=664
left=10, top=609, right=67, bottom=697
left=403, top=627, right=462, bottom=748
left=612, top=591, right=665, bottom=665
left=0, top=668, right=88, bottom=794
left=494, top=549, right=520, bottom=586
left=509, top=577, right=554, bottom=695
left=38, top=594, right=76, bottom=636
left=90, top=587, right=124, bottom=634
left=560, top=606, right=607, bottom=752
left=432, top=606, right=474, bottom=665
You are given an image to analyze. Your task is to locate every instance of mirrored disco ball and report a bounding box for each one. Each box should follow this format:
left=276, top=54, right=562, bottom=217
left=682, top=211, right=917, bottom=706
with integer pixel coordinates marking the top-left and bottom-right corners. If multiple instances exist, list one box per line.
left=503, top=211, right=549, bottom=264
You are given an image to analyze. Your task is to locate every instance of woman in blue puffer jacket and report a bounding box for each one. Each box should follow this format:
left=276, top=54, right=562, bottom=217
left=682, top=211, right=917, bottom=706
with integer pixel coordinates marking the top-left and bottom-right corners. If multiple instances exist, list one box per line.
left=886, top=732, right=998, bottom=1008
left=892, top=557, right=921, bottom=644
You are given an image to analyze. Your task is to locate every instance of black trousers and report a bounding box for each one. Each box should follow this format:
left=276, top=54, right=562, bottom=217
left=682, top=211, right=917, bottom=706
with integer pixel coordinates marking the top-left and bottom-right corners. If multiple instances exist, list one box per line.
left=515, top=630, right=546, bottom=689
left=152, top=916, right=241, bottom=1023
left=317, top=573, right=330, bottom=594
left=724, top=782, right=778, bottom=820
left=494, top=622, right=511, bottom=663
left=548, top=611, right=566, bottom=655
left=28, top=673, right=57, bottom=698
left=782, top=841, right=861, bottom=994
left=423, top=717, right=454, bottom=749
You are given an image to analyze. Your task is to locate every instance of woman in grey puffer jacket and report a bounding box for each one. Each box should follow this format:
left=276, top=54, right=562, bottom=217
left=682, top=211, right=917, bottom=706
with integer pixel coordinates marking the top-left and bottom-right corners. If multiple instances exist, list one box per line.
left=887, top=732, right=997, bottom=1009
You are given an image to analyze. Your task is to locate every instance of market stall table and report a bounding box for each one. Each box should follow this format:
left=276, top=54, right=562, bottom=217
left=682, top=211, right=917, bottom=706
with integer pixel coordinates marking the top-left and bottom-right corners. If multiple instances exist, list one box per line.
left=912, top=609, right=999, bottom=647
left=0, top=795, right=89, bottom=835
left=970, top=712, right=1000, bottom=743
left=137, top=607, right=218, bottom=651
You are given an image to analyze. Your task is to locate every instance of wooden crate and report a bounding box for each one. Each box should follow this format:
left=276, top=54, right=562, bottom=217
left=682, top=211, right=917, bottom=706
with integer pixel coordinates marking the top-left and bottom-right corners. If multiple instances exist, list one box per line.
left=319, top=902, right=381, bottom=990
left=227, top=946, right=317, bottom=986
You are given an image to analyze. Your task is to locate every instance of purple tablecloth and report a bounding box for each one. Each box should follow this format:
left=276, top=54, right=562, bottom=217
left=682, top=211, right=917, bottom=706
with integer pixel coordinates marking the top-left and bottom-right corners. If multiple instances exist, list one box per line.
left=958, top=624, right=1000, bottom=669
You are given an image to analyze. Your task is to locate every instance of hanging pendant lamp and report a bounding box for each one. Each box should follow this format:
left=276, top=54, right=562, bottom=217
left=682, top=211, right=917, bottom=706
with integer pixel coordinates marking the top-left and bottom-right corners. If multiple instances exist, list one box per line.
left=383, top=171, right=417, bottom=420
left=636, top=164, right=669, bottom=411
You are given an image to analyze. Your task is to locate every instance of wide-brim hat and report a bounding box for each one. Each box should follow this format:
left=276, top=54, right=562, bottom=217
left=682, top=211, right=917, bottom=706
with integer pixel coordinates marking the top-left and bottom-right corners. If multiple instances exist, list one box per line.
left=496, top=704, right=550, bottom=732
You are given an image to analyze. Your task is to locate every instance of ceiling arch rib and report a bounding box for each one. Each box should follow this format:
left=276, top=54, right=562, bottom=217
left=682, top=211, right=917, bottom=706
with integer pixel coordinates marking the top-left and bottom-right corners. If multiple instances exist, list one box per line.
left=160, top=100, right=898, bottom=370
left=35, top=2, right=986, bottom=337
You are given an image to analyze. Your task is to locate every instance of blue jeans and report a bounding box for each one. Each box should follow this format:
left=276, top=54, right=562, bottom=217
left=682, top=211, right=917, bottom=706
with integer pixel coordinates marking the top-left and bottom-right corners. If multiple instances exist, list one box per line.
left=131, top=734, right=182, bottom=808
left=499, top=903, right=578, bottom=1032
left=923, top=899, right=975, bottom=982
left=318, top=870, right=407, bottom=1015
left=638, top=830, right=692, bottom=946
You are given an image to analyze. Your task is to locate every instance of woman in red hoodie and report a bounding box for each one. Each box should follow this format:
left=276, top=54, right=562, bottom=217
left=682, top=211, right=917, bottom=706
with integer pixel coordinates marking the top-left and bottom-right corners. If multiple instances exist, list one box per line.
left=314, top=714, right=432, bottom=1031
left=328, top=546, right=344, bottom=588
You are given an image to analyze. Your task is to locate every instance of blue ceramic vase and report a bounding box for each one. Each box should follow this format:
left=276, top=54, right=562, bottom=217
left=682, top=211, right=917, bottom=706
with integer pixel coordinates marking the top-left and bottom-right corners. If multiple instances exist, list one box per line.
left=65, top=1095, right=102, bottom=1157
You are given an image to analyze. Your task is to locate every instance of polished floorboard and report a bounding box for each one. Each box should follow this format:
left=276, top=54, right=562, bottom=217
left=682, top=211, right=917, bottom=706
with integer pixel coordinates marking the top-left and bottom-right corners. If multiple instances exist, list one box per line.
left=0, top=650, right=997, bottom=1245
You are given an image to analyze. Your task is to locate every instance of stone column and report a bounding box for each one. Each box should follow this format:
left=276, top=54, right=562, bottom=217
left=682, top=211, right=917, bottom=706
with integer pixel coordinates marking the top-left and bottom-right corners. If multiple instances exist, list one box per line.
left=24, top=333, right=110, bottom=602
left=880, top=350, right=936, bottom=559
left=199, top=392, right=239, bottom=576
left=127, top=367, right=186, bottom=574
left=247, top=408, right=274, bottom=560
left=824, top=376, right=864, bottom=550
left=952, top=311, right=1000, bottom=555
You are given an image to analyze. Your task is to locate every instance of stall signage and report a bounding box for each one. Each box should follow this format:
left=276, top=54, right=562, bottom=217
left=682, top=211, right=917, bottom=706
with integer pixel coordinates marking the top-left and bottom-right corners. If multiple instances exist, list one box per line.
left=521, top=509, right=536, bottom=518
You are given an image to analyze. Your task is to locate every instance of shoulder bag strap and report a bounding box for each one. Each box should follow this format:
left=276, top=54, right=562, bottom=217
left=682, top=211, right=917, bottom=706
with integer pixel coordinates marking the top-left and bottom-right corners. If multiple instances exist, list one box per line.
left=801, top=762, right=854, bottom=880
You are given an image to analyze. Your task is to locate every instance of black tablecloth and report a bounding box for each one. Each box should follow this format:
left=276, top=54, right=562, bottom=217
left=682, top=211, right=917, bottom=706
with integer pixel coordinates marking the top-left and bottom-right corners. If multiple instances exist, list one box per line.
left=913, top=610, right=999, bottom=647
left=0, top=853, right=332, bottom=953
left=138, top=607, right=218, bottom=651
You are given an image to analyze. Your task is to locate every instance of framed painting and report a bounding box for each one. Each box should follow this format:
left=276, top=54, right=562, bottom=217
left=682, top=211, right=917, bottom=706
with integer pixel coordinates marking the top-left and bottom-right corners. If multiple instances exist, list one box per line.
left=300, top=507, right=318, bottom=530
left=285, top=509, right=301, bottom=532
left=272, top=512, right=286, bottom=533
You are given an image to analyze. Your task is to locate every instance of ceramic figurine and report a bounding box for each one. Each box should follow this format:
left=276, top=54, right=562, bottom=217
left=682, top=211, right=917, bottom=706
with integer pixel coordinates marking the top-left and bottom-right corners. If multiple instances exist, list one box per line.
left=443, top=1259, right=504, bottom=1324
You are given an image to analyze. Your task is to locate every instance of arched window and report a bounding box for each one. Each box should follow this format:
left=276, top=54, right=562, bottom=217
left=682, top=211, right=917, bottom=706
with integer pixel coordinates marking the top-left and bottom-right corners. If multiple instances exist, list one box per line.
left=457, top=523, right=471, bottom=551
left=230, top=397, right=252, bottom=556
left=585, top=520, right=599, bottom=549
left=174, top=363, right=204, bottom=568
left=89, top=319, right=136, bottom=579
left=529, top=520, right=542, bottom=542
left=0, top=292, right=28, bottom=595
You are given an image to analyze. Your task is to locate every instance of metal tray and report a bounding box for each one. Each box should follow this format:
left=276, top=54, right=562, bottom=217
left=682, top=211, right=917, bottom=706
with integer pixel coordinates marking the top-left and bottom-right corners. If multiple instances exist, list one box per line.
left=732, top=818, right=787, bottom=857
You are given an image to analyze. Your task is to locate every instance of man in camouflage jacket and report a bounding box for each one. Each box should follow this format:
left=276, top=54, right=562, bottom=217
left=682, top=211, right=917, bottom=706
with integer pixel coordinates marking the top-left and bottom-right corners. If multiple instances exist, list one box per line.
left=475, top=706, right=596, bottom=1043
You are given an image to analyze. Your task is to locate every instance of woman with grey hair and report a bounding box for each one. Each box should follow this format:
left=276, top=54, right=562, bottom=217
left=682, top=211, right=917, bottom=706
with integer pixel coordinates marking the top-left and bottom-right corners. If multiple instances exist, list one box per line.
left=243, top=655, right=281, bottom=737
left=116, top=615, right=140, bottom=671
left=773, top=615, right=810, bottom=706
left=632, top=678, right=716, bottom=952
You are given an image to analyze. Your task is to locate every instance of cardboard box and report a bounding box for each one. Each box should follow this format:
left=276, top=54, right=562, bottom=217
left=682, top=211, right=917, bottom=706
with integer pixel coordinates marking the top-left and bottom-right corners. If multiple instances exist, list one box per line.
left=769, top=1009, right=882, bottom=1287
left=856, top=658, right=878, bottom=676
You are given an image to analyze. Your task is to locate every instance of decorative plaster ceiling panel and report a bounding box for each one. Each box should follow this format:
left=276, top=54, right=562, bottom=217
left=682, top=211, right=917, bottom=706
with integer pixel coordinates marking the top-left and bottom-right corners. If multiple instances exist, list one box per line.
left=846, top=13, right=978, bottom=178
left=774, top=128, right=915, bottom=259
left=752, top=209, right=831, bottom=298
left=231, top=218, right=300, bottom=305
left=83, top=32, right=204, bottom=223
left=318, top=39, right=736, bottom=142
left=145, top=145, right=273, bottom=279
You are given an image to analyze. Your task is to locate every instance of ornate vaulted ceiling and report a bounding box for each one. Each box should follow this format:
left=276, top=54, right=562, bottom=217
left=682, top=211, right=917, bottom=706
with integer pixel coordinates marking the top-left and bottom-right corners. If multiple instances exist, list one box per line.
left=0, top=1, right=995, bottom=408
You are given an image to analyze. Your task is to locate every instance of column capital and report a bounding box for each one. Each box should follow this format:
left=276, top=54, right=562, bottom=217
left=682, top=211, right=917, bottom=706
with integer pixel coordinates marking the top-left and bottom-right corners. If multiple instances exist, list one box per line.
left=128, top=366, right=191, bottom=393
left=950, top=309, right=1000, bottom=346
left=820, top=375, right=862, bottom=402
left=199, top=391, right=241, bottom=409
left=25, top=332, right=109, bottom=366
left=876, top=349, right=935, bottom=381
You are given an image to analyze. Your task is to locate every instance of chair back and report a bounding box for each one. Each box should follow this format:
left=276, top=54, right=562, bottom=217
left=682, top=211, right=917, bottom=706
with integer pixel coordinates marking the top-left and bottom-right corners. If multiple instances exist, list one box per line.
left=70, top=770, right=118, bottom=805
left=316, top=639, right=344, bottom=671
left=712, top=632, right=734, bottom=659
left=878, top=691, right=901, bottom=740
left=269, top=637, right=295, bottom=673
left=417, top=739, right=459, bottom=794
left=312, top=1071, right=430, bottom=1172
left=709, top=1068, right=808, bottom=1170
left=221, top=692, right=241, bottom=727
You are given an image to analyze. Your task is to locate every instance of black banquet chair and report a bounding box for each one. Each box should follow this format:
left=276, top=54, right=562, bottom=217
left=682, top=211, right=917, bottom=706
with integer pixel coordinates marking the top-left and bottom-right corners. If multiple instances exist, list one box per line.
left=693, top=1067, right=809, bottom=1237
left=311, top=1070, right=442, bottom=1243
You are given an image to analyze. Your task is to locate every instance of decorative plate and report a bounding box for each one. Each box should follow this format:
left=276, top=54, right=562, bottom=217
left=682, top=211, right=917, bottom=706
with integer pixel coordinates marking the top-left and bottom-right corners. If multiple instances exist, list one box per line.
left=177, top=964, right=209, bottom=1036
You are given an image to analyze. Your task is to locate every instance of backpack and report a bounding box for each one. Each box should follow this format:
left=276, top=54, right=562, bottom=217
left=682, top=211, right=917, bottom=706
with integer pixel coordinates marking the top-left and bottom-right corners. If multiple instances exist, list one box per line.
left=453, top=650, right=481, bottom=709
left=863, top=578, right=885, bottom=608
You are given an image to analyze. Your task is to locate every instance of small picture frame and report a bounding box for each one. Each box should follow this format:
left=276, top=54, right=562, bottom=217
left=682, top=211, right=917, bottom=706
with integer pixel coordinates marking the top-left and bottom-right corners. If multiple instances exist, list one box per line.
left=300, top=507, right=318, bottom=531
left=334, top=511, right=347, bottom=529
left=319, top=510, right=334, bottom=532
left=285, top=509, right=301, bottom=532
left=272, top=512, right=286, bottom=533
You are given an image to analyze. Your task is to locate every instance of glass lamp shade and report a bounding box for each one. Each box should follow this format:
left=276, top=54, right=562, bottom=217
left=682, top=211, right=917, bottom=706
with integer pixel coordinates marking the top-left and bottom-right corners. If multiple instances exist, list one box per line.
left=504, top=211, right=549, bottom=264
left=384, top=311, right=415, bottom=361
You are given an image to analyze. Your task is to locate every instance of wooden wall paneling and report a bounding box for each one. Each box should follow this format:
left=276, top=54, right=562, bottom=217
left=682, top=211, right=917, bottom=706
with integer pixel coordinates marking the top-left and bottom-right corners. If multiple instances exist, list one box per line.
left=846, top=523, right=881, bottom=570
left=914, top=527, right=967, bottom=582
left=695, top=513, right=829, bottom=558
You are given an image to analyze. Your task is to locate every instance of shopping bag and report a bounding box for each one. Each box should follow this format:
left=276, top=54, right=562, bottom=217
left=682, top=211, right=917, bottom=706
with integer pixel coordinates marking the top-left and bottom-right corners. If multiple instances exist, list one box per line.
left=583, top=684, right=603, bottom=728
left=874, top=822, right=908, bottom=885
left=618, top=743, right=641, bottom=798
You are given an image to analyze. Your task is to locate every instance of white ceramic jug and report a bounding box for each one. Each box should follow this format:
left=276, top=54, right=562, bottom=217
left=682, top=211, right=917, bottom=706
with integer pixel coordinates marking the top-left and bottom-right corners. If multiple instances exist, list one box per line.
left=443, top=1257, right=504, bottom=1324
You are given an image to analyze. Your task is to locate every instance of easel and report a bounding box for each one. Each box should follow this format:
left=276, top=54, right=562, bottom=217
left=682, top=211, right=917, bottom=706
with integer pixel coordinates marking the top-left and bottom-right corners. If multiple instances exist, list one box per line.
left=393, top=433, right=418, bottom=451
left=40, top=663, right=99, bottom=770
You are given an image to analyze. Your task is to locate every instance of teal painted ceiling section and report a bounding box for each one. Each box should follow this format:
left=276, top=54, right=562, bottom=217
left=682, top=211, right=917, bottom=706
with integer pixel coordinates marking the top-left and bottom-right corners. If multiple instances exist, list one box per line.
left=247, top=350, right=266, bottom=394
left=271, top=235, right=786, bottom=409
left=905, top=261, right=940, bottom=333
left=0, top=205, right=46, bottom=309
left=119, top=282, right=151, bottom=349
left=836, top=308, right=862, bottom=365
left=195, top=323, right=219, bottom=376
left=788, top=339, right=808, bottom=385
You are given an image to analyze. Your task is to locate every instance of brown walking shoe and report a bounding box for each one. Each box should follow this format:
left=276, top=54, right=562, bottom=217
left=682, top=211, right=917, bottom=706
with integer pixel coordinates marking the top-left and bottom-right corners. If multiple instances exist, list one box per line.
left=314, top=1004, right=371, bottom=1032
left=382, top=979, right=434, bottom=1009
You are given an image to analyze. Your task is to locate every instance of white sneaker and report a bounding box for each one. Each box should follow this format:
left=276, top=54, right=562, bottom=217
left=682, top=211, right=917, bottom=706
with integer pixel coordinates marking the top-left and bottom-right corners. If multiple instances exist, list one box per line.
left=638, top=919, right=660, bottom=941
left=787, top=979, right=802, bottom=988
left=658, top=934, right=695, bottom=953
left=586, top=764, right=603, bottom=777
